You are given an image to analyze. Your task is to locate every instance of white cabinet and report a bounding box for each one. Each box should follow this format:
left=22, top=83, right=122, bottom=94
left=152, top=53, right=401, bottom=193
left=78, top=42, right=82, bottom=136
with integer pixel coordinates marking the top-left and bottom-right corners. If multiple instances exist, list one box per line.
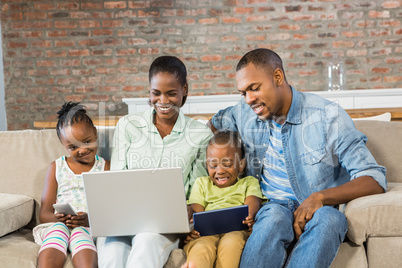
left=123, top=88, right=402, bottom=115
left=315, top=89, right=402, bottom=109
left=123, top=94, right=242, bottom=115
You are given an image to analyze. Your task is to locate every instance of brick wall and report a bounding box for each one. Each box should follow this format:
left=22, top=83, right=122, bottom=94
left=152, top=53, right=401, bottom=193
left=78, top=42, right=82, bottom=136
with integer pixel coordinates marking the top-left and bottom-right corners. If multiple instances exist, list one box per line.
left=1, top=0, right=401, bottom=130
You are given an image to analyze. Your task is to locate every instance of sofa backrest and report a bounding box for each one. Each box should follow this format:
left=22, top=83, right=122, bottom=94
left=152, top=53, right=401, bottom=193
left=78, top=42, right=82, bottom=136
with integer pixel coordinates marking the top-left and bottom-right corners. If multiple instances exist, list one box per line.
left=0, top=129, right=66, bottom=225
left=0, top=128, right=112, bottom=226
left=354, top=120, right=402, bottom=184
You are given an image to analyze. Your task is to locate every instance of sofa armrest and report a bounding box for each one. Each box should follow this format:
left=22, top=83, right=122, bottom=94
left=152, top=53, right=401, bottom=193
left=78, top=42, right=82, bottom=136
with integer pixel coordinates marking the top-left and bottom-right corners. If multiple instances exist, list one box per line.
left=0, top=193, right=34, bottom=237
left=345, top=188, right=402, bottom=245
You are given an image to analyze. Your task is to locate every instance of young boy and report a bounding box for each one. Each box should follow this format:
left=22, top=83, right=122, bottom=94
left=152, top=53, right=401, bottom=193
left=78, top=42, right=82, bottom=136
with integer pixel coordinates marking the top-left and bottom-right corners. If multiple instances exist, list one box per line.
left=183, top=131, right=265, bottom=268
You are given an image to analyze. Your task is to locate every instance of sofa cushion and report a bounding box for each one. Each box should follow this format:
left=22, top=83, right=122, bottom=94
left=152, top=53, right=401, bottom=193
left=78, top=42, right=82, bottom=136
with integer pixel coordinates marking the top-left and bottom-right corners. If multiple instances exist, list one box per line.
left=0, top=229, right=39, bottom=268
left=0, top=229, right=74, bottom=268
left=0, top=193, right=34, bottom=237
left=330, top=241, right=367, bottom=268
left=367, top=236, right=402, bottom=268
left=164, top=249, right=186, bottom=268
left=345, top=187, right=402, bottom=245
left=354, top=121, right=402, bottom=183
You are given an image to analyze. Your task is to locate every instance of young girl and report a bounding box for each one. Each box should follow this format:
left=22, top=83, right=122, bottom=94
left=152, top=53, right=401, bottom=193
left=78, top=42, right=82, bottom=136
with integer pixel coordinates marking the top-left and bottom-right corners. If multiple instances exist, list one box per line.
left=34, top=102, right=110, bottom=268
left=97, top=56, right=213, bottom=268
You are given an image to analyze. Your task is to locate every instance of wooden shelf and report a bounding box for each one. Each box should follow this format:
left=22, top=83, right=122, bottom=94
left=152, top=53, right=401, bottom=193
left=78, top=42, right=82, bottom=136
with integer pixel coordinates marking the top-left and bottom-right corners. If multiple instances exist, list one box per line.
left=345, top=107, right=402, bottom=121
left=34, top=116, right=121, bottom=129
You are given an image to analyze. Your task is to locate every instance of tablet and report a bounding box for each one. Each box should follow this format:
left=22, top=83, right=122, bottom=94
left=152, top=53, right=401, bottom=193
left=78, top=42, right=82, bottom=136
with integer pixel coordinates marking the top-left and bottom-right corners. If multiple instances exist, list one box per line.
left=193, top=205, right=249, bottom=236
left=53, top=203, right=77, bottom=216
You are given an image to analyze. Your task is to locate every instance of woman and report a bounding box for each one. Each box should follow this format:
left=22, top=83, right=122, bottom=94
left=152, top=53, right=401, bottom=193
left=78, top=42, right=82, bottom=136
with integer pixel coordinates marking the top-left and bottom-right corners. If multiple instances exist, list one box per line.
left=97, top=56, right=213, bottom=268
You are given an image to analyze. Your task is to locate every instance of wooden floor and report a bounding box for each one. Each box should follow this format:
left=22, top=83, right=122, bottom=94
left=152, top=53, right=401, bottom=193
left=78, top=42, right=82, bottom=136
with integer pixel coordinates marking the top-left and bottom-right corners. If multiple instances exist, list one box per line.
left=34, top=107, right=402, bottom=129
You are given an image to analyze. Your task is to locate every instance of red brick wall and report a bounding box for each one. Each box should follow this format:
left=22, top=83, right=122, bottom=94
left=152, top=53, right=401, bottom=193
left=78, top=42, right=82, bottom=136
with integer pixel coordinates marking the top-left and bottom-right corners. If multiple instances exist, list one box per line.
left=1, top=0, right=401, bottom=130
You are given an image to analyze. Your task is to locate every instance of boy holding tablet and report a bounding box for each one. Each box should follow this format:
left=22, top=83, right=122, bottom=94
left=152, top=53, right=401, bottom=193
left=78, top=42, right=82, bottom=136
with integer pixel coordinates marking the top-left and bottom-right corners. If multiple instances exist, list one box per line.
left=184, top=131, right=266, bottom=267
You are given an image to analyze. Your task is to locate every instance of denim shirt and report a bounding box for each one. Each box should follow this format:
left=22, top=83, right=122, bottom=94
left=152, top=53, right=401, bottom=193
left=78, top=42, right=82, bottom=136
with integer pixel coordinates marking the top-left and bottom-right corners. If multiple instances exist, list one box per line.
left=211, top=87, right=387, bottom=203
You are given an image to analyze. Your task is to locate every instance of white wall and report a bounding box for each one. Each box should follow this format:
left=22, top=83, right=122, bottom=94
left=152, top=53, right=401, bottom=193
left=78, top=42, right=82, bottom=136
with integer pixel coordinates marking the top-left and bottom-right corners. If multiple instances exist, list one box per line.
left=0, top=25, right=6, bottom=131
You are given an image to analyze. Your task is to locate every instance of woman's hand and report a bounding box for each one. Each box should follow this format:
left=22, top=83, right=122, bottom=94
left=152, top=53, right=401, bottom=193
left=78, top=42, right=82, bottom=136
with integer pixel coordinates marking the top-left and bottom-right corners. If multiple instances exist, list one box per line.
left=66, top=212, right=90, bottom=228
left=184, top=230, right=200, bottom=244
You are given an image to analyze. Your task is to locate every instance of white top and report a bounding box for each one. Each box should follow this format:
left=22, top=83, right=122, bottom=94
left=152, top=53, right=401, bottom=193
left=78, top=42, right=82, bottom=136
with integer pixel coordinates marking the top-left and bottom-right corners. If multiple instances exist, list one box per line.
left=55, top=155, right=106, bottom=213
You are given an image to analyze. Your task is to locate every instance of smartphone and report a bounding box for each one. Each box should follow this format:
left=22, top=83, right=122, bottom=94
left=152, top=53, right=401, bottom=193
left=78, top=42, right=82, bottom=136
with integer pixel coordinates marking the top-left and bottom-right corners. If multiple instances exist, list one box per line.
left=53, top=203, right=78, bottom=216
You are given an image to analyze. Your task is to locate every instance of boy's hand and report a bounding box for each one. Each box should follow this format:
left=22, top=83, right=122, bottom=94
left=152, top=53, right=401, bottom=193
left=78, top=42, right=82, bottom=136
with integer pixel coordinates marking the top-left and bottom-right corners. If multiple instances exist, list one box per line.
left=184, top=230, right=200, bottom=244
left=66, top=212, right=89, bottom=228
left=55, top=213, right=71, bottom=224
left=243, top=215, right=255, bottom=231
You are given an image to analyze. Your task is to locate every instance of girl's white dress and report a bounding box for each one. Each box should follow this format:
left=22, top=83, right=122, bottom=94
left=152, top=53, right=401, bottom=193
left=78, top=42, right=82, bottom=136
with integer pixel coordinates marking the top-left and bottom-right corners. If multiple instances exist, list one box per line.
left=33, top=155, right=106, bottom=244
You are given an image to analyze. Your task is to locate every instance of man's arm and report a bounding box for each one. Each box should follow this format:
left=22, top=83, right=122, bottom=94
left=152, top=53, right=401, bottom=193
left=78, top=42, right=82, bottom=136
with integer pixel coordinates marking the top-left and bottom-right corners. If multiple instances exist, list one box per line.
left=293, top=175, right=384, bottom=239
left=207, top=100, right=246, bottom=134
left=206, top=119, right=217, bottom=134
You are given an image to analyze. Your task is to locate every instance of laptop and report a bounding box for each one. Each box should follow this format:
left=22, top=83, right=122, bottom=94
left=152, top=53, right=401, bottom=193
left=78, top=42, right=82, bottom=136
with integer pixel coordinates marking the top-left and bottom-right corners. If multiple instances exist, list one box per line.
left=82, top=167, right=192, bottom=237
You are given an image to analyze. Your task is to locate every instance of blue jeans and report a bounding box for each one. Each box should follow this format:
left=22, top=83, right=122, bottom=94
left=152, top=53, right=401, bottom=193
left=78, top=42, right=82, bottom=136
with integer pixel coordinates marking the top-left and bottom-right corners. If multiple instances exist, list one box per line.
left=240, top=199, right=348, bottom=268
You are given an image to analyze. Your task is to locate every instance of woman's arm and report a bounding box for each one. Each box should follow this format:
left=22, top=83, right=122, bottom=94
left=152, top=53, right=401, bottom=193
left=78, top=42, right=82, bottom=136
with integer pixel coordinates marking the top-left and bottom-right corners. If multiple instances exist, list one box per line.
left=105, top=159, right=111, bottom=171
left=110, top=118, right=130, bottom=171
left=186, top=130, right=213, bottom=198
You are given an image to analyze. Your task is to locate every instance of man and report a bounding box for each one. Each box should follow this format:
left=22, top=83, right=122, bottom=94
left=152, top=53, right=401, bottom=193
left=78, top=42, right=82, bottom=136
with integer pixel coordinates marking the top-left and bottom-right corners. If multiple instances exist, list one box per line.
left=209, top=48, right=386, bottom=268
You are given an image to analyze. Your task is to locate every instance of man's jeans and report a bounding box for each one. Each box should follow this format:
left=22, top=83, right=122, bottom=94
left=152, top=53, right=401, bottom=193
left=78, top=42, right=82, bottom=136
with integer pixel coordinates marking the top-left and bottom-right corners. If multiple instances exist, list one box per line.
left=240, top=199, right=348, bottom=268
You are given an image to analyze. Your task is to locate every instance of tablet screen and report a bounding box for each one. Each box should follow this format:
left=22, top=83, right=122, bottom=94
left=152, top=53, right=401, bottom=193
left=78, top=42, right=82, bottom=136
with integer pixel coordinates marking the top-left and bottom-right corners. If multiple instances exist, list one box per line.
left=193, top=205, right=248, bottom=236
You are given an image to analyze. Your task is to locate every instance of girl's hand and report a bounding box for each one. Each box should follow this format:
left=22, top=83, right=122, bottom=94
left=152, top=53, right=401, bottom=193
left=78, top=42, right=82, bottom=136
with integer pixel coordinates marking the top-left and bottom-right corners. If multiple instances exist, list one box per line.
left=66, top=212, right=89, bottom=228
left=55, top=213, right=71, bottom=224
left=243, top=215, right=255, bottom=231
left=184, top=230, right=200, bottom=244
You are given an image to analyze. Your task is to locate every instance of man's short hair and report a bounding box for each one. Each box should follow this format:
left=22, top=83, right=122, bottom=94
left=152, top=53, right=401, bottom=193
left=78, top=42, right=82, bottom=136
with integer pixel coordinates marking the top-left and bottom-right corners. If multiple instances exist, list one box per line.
left=236, top=48, right=286, bottom=80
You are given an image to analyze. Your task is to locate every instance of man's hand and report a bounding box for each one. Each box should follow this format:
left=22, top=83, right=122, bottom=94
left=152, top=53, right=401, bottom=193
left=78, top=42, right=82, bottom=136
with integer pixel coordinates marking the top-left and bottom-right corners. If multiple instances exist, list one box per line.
left=184, top=230, right=201, bottom=244
left=293, top=192, right=324, bottom=239
left=66, top=212, right=89, bottom=228
left=242, top=215, right=255, bottom=231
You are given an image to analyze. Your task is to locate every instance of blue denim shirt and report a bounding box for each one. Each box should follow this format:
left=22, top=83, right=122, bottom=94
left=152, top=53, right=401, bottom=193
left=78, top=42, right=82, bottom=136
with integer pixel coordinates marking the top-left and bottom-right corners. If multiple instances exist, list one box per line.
left=211, top=87, right=387, bottom=203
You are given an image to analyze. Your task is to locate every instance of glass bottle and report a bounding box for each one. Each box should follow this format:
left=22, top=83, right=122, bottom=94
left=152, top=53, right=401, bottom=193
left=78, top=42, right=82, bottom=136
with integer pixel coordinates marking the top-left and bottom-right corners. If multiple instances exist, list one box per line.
left=327, top=53, right=346, bottom=91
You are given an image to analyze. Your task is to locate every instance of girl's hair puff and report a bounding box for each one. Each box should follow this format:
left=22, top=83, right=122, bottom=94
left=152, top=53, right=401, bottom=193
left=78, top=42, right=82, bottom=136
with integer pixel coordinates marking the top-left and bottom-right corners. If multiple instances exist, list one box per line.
left=56, top=102, right=94, bottom=140
left=148, top=56, right=188, bottom=106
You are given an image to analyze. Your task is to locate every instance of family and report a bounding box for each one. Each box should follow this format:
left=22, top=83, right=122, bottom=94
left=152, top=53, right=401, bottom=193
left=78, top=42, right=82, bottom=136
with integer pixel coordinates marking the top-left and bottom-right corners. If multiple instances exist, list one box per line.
left=33, top=48, right=386, bottom=268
